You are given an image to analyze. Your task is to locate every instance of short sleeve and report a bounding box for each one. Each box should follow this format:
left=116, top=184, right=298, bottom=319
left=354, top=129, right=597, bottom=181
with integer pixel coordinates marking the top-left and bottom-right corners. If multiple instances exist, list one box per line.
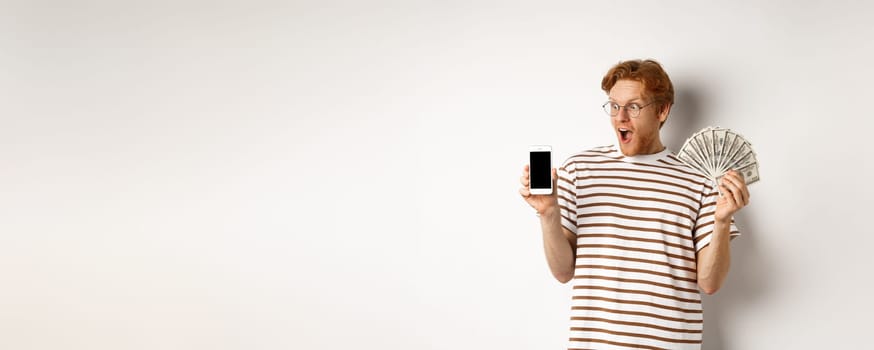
left=692, top=181, right=741, bottom=252
left=556, top=162, right=578, bottom=235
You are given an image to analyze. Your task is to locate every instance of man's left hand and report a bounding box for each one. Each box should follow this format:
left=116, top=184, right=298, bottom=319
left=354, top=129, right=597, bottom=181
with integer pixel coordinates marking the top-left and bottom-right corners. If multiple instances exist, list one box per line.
left=715, top=170, right=750, bottom=223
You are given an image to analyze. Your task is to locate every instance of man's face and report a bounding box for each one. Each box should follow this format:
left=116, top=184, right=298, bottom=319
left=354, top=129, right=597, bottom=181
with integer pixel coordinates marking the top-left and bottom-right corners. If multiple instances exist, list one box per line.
left=608, top=79, right=669, bottom=156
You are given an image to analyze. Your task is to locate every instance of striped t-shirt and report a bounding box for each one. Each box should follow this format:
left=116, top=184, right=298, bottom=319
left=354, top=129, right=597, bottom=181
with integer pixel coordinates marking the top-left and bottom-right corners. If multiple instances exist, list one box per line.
left=557, top=145, right=740, bottom=350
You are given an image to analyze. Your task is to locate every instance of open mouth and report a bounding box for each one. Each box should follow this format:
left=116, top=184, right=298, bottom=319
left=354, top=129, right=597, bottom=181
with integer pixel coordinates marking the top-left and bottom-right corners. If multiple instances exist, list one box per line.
left=618, top=128, right=632, bottom=143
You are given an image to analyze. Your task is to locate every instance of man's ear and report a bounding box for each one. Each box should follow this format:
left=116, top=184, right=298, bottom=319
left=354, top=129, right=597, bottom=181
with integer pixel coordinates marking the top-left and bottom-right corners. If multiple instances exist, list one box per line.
left=658, top=103, right=672, bottom=123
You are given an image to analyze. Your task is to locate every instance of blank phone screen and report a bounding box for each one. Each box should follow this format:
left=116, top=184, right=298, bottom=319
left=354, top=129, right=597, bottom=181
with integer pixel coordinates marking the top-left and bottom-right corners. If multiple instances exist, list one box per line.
left=530, top=151, right=551, bottom=189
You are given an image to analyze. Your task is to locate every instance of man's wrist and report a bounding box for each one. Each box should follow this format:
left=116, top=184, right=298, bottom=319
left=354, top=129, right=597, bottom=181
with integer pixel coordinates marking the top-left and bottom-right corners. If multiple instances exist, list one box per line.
left=538, top=206, right=560, bottom=219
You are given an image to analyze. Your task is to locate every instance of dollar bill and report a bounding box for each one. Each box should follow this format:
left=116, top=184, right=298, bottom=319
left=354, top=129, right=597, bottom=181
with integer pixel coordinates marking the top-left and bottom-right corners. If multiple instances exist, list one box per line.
left=727, top=146, right=755, bottom=170
left=722, top=133, right=748, bottom=170
left=680, top=136, right=709, bottom=173
left=690, top=136, right=711, bottom=174
left=717, top=131, right=736, bottom=172
left=678, top=146, right=708, bottom=176
left=692, top=131, right=713, bottom=174
left=714, top=128, right=726, bottom=172
left=737, top=162, right=760, bottom=185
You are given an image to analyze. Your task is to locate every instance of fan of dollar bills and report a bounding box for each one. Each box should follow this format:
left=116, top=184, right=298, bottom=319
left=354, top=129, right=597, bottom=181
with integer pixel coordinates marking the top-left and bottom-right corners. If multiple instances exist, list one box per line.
left=677, top=126, right=760, bottom=186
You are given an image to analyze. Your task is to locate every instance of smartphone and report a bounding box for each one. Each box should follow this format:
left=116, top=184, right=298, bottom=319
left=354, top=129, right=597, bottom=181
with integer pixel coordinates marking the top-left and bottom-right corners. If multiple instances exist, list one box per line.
left=528, top=145, right=553, bottom=195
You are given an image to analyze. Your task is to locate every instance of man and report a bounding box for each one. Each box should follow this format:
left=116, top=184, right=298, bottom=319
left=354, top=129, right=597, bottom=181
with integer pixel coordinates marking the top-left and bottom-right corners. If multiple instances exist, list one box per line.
left=518, top=59, right=749, bottom=349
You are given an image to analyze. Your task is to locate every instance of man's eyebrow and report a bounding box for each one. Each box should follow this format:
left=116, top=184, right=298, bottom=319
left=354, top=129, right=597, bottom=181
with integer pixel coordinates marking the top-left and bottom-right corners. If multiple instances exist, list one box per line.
left=608, top=97, right=643, bottom=102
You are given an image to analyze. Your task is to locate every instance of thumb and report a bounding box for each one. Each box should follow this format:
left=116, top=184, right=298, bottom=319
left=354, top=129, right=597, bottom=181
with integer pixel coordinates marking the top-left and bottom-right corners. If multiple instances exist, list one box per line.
left=552, top=168, right=559, bottom=191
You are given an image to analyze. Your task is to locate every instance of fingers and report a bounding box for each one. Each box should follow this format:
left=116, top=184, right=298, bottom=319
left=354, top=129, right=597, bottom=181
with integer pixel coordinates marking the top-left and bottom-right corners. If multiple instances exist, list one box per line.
left=721, top=170, right=750, bottom=206
left=719, top=175, right=740, bottom=206
left=718, top=173, right=748, bottom=213
left=519, top=186, right=530, bottom=198
left=552, top=167, right=558, bottom=188
left=719, top=182, right=739, bottom=208
left=520, top=164, right=531, bottom=198
left=728, top=182, right=744, bottom=208
left=520, top=165, right=530, bottom=186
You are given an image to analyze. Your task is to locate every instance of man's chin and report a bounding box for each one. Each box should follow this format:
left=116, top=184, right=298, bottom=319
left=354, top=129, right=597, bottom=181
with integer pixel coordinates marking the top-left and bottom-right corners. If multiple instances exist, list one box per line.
left=618, top=143, right=636, bottom=156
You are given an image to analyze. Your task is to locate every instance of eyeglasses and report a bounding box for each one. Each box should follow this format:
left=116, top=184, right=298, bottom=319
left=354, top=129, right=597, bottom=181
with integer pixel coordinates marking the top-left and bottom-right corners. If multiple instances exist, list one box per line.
left=602, top=101, right=655, bottom=118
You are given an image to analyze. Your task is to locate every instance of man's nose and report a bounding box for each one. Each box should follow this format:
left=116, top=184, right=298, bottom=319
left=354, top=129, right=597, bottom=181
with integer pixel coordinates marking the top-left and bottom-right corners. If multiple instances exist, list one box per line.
left=615, top=106, right=631, bottom=121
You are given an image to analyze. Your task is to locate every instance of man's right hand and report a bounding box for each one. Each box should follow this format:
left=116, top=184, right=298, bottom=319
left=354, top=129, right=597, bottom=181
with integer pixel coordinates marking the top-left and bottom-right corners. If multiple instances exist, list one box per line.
left=519, top=165, right=560, bottom=216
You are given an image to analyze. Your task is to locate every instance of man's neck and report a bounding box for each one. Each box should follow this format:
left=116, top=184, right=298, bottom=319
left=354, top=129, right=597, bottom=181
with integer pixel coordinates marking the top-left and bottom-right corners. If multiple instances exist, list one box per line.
left=640, top=139, right=666, bottom=155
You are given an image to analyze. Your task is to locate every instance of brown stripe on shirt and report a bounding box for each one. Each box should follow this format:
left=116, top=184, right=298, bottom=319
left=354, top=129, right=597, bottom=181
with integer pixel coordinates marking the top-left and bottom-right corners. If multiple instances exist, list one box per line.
left=575, top=264, right=697, bottom=284
left=571, top=305, right=703, bottom=324
left=576, top=244, right=695, bottom=263
left=568, top=337, right=668, bottom=350
left=571, top=174, right=703, bottom=193
left=577, top=233, right=694, bottom=254
left=574, top=274, right=700, bottom=294
left=568, top=165, right=708, bottom=187
left=561, top=214, right=576, bottom=229
left=570, top=316, right=702, bottom=334
left=577, top=212, right=691, bottom=230
left=580, top=192, right=697, bottom=213
left=576, top=182, right=700, bottom=203
left=692, top=228, right=741, bottom=245
left=570, top=327, right=702, bottom=344
left=576, top=254, right=697, bottom=274
left=577, top=223, right=694, bottom=245
left=574, top=157, right=709, bottom=181
left=558, top=177, right=575, bottom=189
left=573, top=285, right=701, bottom=304
left=571, top=295, right=702, bottom=314
left=559, top=203, right=578, bottom=216
left=577, top=202, right=694, bottom=223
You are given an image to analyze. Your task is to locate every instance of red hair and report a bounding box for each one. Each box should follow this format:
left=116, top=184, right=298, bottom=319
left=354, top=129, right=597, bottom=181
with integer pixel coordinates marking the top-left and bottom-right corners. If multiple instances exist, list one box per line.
left=601, top=59, right=674, bottom=115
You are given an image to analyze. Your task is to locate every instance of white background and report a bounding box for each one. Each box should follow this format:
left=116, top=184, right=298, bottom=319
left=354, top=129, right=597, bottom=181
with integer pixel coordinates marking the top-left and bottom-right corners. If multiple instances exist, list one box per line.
left=2, top=1, right=873, bottom=349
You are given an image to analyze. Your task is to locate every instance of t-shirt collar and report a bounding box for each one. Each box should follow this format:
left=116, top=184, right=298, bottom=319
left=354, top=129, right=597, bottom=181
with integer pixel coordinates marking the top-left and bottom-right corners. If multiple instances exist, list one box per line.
left=613, top=143, right=672, bottom=163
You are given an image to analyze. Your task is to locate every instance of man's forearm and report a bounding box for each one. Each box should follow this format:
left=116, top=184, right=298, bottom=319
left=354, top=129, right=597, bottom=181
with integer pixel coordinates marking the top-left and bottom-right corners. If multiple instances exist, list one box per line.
left=697, top=219, right=732, bottom=294
left=540, top=207, right=576, bottom=283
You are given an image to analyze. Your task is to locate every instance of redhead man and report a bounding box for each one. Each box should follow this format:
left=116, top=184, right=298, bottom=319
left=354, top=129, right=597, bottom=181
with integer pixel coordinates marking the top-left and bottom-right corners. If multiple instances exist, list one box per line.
left=519, top=59, right=749, bottom=349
